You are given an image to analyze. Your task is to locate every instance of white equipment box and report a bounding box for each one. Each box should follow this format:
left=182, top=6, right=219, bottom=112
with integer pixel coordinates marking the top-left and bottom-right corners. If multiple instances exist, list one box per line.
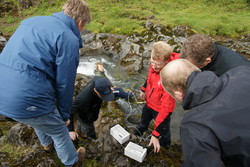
left=110, top=124, right=130, bottom=144
left=124, top=142, right=147, bottom=163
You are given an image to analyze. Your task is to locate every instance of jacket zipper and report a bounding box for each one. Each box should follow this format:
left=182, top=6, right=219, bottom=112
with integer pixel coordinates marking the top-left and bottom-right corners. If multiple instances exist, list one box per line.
left=149, top=88, right=154, bottom=98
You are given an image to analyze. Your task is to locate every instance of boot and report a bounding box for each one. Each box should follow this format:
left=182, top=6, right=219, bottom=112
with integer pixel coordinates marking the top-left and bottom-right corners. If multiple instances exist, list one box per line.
left=43, top=142, right=54, bottom=152
left=72, top=147, right=86, bottom=167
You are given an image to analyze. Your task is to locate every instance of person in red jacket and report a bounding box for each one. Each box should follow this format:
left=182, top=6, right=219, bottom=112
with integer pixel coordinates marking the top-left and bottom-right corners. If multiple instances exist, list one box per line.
left=134, top=41, right=180, bottom=153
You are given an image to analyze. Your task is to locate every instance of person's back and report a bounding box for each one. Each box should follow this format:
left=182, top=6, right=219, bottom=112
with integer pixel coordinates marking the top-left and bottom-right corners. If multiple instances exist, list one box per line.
left=0, top=12, right=80, bottom=120
left=181, top=66, right=250, bottom=167
left=0, top=0, right=91, bottom=166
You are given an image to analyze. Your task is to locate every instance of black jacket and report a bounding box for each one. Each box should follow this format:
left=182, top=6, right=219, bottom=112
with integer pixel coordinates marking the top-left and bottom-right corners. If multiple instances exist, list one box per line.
left=68, top=76, right=103, bottom=131
left=181, top=66, right=250, bottom=167
left=201, top=43, right=250, bottom=76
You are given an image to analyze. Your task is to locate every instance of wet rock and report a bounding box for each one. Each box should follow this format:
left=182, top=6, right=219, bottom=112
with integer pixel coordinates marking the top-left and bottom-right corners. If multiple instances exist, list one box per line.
left=120, top=40, right=143, bottom=74
left=7, top=123, right=39, bottom=147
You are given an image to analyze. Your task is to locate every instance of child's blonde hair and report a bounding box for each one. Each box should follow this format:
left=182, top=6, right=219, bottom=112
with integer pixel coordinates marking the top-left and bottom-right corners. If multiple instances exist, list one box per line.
left=151, top=41, right=173, bottom=61
left=95, top=62, right=104, bottom=70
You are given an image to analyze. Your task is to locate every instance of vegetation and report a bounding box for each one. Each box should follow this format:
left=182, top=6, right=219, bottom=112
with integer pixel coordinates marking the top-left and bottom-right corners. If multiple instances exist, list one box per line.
left=0, top=0, right=250, bottom=37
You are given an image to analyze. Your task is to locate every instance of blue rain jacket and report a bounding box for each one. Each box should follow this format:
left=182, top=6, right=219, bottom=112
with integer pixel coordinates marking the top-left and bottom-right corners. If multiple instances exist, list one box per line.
left=0, top=12, right=82, bottom=121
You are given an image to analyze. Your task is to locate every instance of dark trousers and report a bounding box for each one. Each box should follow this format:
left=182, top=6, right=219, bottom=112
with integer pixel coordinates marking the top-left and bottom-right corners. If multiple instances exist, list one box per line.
left=76, top=119, right=96, bottom=139
left=137, top=104, right=171, bottom=148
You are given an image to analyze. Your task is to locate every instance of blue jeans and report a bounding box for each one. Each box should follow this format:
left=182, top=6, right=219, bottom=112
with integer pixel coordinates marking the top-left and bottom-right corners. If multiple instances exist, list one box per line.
left=14, top=109, right=77, bottom=166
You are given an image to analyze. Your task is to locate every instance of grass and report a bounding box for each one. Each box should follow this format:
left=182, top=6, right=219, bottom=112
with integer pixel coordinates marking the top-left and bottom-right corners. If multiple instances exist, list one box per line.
left=0, top=0, right=250, bottom=37
left=0, top=142, right=34, bottom=159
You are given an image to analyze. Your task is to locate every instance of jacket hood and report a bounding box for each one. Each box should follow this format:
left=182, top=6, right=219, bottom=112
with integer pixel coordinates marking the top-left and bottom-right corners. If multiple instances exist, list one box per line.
left=182, top=71, right=223, bottom=110
left=52, top=12, right=83, bottom=48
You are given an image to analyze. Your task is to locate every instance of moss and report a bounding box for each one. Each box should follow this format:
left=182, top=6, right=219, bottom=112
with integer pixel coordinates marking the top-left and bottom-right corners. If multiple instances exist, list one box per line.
left=0, top=142, right=33, bottom=159
left=102, top=107, right=124, bottom=121
left=82, top=158, right=99, bottom=167
left=0, top=120, right=16, bottom=135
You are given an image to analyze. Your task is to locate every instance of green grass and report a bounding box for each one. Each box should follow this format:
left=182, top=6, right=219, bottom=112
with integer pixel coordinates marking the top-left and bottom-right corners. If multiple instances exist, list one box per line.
left=0, top=0, right=250, bottom=37
left=0, top=142, right=34, bottom=159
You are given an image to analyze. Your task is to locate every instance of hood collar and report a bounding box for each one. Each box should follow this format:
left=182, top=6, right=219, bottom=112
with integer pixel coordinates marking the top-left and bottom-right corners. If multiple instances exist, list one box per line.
left=182, top=71, right=223, bottom=110
left=52, top=12, right=83, bottom=48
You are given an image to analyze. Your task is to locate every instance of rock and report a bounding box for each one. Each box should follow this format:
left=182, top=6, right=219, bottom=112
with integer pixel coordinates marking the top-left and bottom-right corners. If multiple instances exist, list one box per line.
left=0, top=36, right=7, bottom=53
left=36, top=159, right=57, bottom=167
left=0, top=152, right=12, bottom=167
left=0, top=1, right=18, bottom=16
left=17, top=149, right=57, bottom=167
left=0, top=129, right=3, bottom=137
left=172, top=25, right=194, bottom=37
left=7, top=123, right=39, bottom=147
left=74, top=73, right=91, bottom=97
left=17, top=0, right=42, bottom=9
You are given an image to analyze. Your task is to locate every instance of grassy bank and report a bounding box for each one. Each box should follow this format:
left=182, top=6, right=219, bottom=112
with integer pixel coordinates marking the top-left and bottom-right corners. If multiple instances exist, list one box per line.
left=0, top=0, right=250, bottom=37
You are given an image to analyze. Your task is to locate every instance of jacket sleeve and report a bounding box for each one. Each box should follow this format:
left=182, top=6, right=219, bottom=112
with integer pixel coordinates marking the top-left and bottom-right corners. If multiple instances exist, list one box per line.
left=67, top=97, right=81, bottom=131
left=55, top=32, right=79, bottom=121
left=141, top=78, right=147, bottom=92
left=181, top=120, right=222, bottom=167
left=152, top=91, right=175, bottom=137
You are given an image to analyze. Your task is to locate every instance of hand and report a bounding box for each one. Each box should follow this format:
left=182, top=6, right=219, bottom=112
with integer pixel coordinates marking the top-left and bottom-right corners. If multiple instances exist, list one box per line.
left=65, top=119, right=70, bottom=126
left=69, top=131, right=78, bottom=141
left=148, top=136, right=161, bottom=153
left=140, top=91, right=146, bottom=101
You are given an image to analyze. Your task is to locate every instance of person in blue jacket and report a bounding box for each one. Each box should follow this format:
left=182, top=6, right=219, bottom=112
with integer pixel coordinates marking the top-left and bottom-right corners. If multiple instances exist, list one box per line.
left=180, top=34, right=250, bottom=76
left=160, top=59, right=250, bottom=167
left=0, top=0, right=91, bottom=166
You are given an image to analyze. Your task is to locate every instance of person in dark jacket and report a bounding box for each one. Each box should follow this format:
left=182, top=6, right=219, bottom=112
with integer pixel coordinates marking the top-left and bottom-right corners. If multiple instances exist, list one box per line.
left=160, top=59, right=250, bottom=167
left=0, top=0, right=91, bottom=166
left=94, top=62, right=133, bottom=100
left=68, top=77, right=114, bottom=141
left=180, top=34, right=250, bottom=76
left=134, top=41, right=180, bottom=153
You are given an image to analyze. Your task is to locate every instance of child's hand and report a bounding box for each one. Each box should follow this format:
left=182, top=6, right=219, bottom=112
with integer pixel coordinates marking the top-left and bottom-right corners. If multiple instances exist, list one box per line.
left=140, top=91, right=146, bottom=101
left=148, top=136, right=161, bottom=153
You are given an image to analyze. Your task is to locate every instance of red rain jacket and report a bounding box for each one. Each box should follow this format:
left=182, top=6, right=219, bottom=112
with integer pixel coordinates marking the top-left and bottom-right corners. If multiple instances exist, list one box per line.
left=141, top=52, right=180, bottom=137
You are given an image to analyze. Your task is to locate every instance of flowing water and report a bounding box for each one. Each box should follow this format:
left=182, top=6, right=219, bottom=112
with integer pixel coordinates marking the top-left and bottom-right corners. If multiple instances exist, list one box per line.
left=77, top=54, right=187, bottom=141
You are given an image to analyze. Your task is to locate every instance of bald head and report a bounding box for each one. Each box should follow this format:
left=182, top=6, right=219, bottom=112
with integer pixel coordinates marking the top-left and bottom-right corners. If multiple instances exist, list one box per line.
left=160, top=59, right=200, bottom=100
